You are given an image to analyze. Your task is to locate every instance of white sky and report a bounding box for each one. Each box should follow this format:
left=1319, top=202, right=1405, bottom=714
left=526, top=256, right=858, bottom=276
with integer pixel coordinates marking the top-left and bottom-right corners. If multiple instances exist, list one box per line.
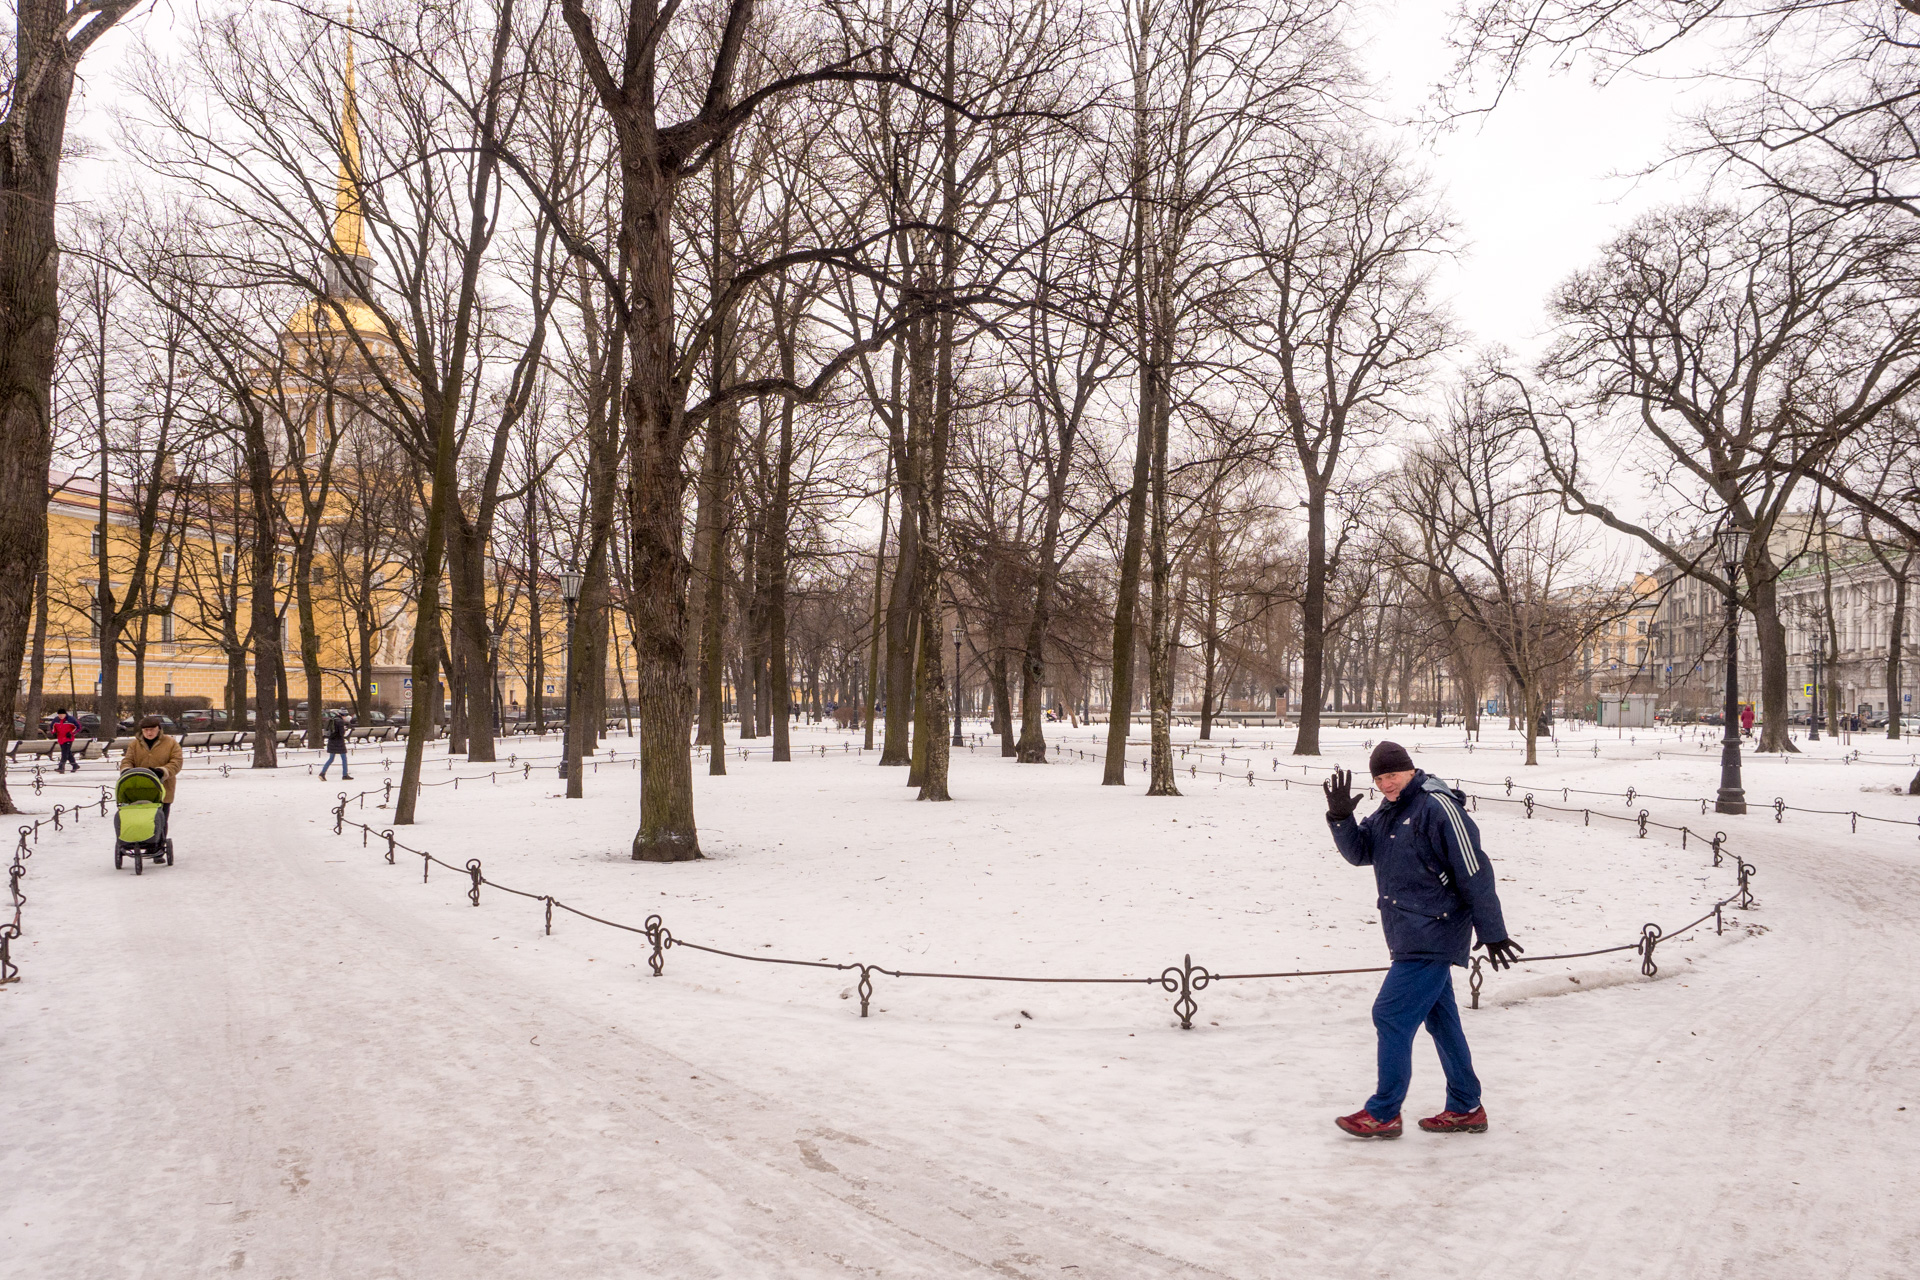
left=68, top=0, right=1717, bottom=362
left=1352, top=0, right=1720, bottom=362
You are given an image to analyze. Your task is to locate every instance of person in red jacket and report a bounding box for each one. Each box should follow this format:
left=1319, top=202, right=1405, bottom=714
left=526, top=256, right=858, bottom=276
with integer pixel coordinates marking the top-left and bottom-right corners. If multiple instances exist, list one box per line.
left=50, top=707, right=79, bottom=773
left=1739, top=703, right=1755, bottom=739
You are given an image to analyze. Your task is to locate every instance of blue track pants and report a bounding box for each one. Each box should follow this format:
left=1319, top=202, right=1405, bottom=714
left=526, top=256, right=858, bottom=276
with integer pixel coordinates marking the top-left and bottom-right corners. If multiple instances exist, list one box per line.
left=1366, top=958, right=1481, bottom=1121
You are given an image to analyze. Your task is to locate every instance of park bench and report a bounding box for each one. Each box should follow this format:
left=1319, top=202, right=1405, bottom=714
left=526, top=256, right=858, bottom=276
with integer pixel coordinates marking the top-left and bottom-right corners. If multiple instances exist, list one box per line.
left=179, top=731, right=214, bottom=752
left=8, top=739, right=55, bottom=761
left=207, top=730, right=241, bottom=750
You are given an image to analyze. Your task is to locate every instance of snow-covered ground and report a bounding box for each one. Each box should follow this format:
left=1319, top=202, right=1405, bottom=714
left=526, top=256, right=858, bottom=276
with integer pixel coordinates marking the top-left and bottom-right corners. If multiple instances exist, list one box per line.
left=4, top=722, right=1916, bottom=1277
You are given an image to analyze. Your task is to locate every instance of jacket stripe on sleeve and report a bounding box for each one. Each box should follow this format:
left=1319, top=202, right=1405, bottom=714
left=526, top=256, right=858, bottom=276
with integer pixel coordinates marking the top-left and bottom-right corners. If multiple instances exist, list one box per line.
left=1431, top=793, right=1479, bottom=875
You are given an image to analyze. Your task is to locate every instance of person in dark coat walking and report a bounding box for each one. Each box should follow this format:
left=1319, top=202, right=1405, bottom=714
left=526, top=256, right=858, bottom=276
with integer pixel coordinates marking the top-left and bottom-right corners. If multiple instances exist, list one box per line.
left=1322, top=741, right=1524, bottom=1138
left=51, top=708, right=79, bottom=773
left=319, top=713, right=353, bottom=781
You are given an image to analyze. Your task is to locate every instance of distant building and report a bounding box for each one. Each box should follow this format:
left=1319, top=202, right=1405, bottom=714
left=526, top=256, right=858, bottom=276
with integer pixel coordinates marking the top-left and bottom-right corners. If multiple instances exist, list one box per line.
left=1646, top=512, right=1918, bottom=722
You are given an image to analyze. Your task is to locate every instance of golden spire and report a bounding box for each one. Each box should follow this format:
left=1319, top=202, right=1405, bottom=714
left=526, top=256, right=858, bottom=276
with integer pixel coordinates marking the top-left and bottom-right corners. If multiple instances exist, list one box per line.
left=330, top=4, right=369, bottom=265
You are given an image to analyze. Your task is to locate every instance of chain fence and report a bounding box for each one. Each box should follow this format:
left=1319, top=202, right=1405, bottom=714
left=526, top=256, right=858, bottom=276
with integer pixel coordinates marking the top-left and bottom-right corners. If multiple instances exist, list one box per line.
left=324, top=773, right=1760, bottom=1028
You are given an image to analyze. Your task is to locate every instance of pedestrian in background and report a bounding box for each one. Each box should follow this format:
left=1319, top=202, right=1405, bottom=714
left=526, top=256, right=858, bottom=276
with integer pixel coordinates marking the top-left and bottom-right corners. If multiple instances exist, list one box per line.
left=320, top=713, right=353, bottom=781
left=51, top=708, right=79, bottom=773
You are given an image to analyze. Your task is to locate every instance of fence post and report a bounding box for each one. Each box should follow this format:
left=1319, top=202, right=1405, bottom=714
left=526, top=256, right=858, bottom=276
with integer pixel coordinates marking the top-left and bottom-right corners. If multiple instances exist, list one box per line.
left=333, top=794, right=347, bottom=835
left=383, top=829, right=396, bottom=865
left=644, top=914, right=672, bottom=976
left=1638, top=922, right=1663, bottom=977
left=1468, top=955, right=1483, bottom=1009
left=466, top=858, right=483, bottom=907
left=1158, top=954, right=1212, bottom=1030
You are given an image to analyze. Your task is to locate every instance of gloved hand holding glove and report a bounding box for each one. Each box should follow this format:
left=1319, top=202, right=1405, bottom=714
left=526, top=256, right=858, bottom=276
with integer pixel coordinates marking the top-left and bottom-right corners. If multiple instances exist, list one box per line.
left=1323, top=766, right=1360, bottom=821
left=1477, top=937, right=1525, bottom=970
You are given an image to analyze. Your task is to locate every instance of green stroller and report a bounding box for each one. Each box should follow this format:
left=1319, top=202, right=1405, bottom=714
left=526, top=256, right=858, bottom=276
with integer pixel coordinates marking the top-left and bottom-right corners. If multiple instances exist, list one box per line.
left=114, top=767, right=174, bottom=874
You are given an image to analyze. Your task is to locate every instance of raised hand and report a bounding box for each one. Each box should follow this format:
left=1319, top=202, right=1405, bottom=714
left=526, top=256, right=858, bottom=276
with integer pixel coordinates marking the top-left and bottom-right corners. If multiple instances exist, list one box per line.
left=1477, top=937, right=1525, bottom=970
left=1323, top=766, right=1360, bottom=820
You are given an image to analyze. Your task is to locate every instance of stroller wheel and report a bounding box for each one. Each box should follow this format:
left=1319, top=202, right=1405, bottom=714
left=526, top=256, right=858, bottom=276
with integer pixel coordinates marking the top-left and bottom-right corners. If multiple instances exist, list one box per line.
left=134, top=850, right=143, bottom=876
left=165, top=840, right=174, bottom=866
left=115, top=849, right=123, bottom=870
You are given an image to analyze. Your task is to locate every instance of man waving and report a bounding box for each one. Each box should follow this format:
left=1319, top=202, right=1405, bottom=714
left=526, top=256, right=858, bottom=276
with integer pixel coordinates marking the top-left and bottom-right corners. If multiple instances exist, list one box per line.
left=1323, top=741, right=1523, bottom=1139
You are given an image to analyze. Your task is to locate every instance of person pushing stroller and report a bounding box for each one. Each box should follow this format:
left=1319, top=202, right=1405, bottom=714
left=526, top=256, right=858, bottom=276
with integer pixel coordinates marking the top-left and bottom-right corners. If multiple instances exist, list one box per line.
left=120, top=715, right=182, bottom=828
left=1322, top=741, right=1523, bottom=1138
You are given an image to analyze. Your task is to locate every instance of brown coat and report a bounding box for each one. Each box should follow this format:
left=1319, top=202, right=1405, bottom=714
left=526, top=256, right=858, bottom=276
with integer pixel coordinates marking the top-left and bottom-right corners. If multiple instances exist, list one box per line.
left=121, top=732, right=183, bottom=803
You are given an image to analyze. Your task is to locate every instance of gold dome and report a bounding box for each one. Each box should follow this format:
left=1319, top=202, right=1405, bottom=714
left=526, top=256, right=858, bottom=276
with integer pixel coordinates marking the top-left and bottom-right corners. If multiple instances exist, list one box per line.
left=284, top=295, right=404, bottom=349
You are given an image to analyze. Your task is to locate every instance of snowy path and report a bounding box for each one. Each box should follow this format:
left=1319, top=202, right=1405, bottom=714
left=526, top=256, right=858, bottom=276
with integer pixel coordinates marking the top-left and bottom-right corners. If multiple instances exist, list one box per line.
left=4, top=730, right=1918, bottom=1278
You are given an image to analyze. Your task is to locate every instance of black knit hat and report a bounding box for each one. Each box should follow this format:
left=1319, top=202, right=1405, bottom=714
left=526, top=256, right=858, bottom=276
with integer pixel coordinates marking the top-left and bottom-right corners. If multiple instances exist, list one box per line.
left=1368, top=740, right=1414, bottom=776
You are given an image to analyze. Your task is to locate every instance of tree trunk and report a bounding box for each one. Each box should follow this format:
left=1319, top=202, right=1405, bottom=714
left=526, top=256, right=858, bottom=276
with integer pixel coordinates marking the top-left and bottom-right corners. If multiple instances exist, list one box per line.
left=991, top=649, right=1016, bottom=756
left=1144, top=357, right=1178, bottom=798
left=769, top=387, right=795, bottom=763
left=242, top=415, right=280, bottom=771
left=394, top=403, right=458, bottom=822
left=296, top=547, right=325, bottom=750
left=0, top=0, right=104, bottom=812
left=447, top=512, right=496, bottom=760
left=619, top=163, right=701, bottom=862
left=881, top=464, right=920, bottom=766
left=25, top=556, right=48, bottom=730
left=1748, top=563, right=1796, bottom=753
left=863, top=457, right=891, bottom=752
left=1294, top=486, right=1328, bottom=755
left=1103, top=415, right=1151, bottom=785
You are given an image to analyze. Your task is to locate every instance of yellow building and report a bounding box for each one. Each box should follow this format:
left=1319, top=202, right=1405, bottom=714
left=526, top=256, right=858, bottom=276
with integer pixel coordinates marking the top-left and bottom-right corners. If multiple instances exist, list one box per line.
left=23, top=33, right=643, bottom=729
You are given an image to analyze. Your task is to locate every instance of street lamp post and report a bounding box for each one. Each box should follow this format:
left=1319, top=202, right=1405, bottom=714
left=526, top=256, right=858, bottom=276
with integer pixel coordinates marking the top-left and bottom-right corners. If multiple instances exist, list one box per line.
left=558, top=570, right=583, bottom=793
left=951, top=626, right=965, bottom=747
left=1716, top=526, right=1748, bottom=815
left=1808, top=629, right=1823, bottom=742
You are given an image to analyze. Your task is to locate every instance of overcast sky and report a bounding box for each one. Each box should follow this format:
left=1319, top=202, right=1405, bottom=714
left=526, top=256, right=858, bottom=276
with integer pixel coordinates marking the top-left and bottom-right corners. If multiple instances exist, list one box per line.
left=68, top=0, right=1716, bottom=365
left=1352, top=1, right=1721, bottom=362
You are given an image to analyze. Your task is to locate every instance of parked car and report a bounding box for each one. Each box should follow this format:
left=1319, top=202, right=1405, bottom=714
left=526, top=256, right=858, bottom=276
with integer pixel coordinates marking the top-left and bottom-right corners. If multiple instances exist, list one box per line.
left=117, top=714, right=178, bottom=735
left=179, top=709, right=215, bottom=729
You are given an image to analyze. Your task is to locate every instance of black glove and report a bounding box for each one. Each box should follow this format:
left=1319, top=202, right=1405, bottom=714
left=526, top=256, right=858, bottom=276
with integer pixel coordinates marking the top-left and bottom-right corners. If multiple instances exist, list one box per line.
left=1477, top=937, right=1525, bottom=970
left=1323, top=766, right=1360, bottom=820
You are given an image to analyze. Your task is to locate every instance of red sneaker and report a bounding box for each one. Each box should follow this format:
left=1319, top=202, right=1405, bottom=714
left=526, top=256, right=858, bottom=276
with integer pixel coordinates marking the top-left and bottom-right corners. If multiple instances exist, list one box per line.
left=1417, top=1106, right=1489, bottom=1133
left=1335, top=1109, right=1403, bottom=1139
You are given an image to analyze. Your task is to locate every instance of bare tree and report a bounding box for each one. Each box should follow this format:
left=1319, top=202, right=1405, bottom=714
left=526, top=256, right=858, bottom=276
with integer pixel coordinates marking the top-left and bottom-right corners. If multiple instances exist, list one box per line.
left=1528, top=196, right=1920, bottom=752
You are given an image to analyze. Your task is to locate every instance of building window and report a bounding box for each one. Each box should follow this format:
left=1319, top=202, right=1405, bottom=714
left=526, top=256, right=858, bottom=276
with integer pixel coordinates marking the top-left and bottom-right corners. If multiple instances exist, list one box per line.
left=90, top=530, right=103, bottom=557
left=276, top=557, right=288, bottom=583
left=161, top=544, right=176, bottom=568
left=164, top=681, right=173, bottom=696
left=222, top=551, right=235, bottom=574
left=91, top=601, right=102, bottom=639
left=160, top=609, right=174, bottom=644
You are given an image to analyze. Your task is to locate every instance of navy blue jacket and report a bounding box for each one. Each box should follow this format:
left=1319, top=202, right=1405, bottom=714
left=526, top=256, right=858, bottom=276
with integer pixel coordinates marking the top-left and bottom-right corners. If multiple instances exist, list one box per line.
left=1328, top=769, right=1509, bottom=966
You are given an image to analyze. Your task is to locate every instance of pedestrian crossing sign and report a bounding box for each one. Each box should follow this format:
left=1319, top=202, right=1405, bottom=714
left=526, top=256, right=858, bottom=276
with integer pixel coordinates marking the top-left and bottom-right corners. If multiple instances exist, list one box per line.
left=1803, top=683, right=1813, bottom=695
